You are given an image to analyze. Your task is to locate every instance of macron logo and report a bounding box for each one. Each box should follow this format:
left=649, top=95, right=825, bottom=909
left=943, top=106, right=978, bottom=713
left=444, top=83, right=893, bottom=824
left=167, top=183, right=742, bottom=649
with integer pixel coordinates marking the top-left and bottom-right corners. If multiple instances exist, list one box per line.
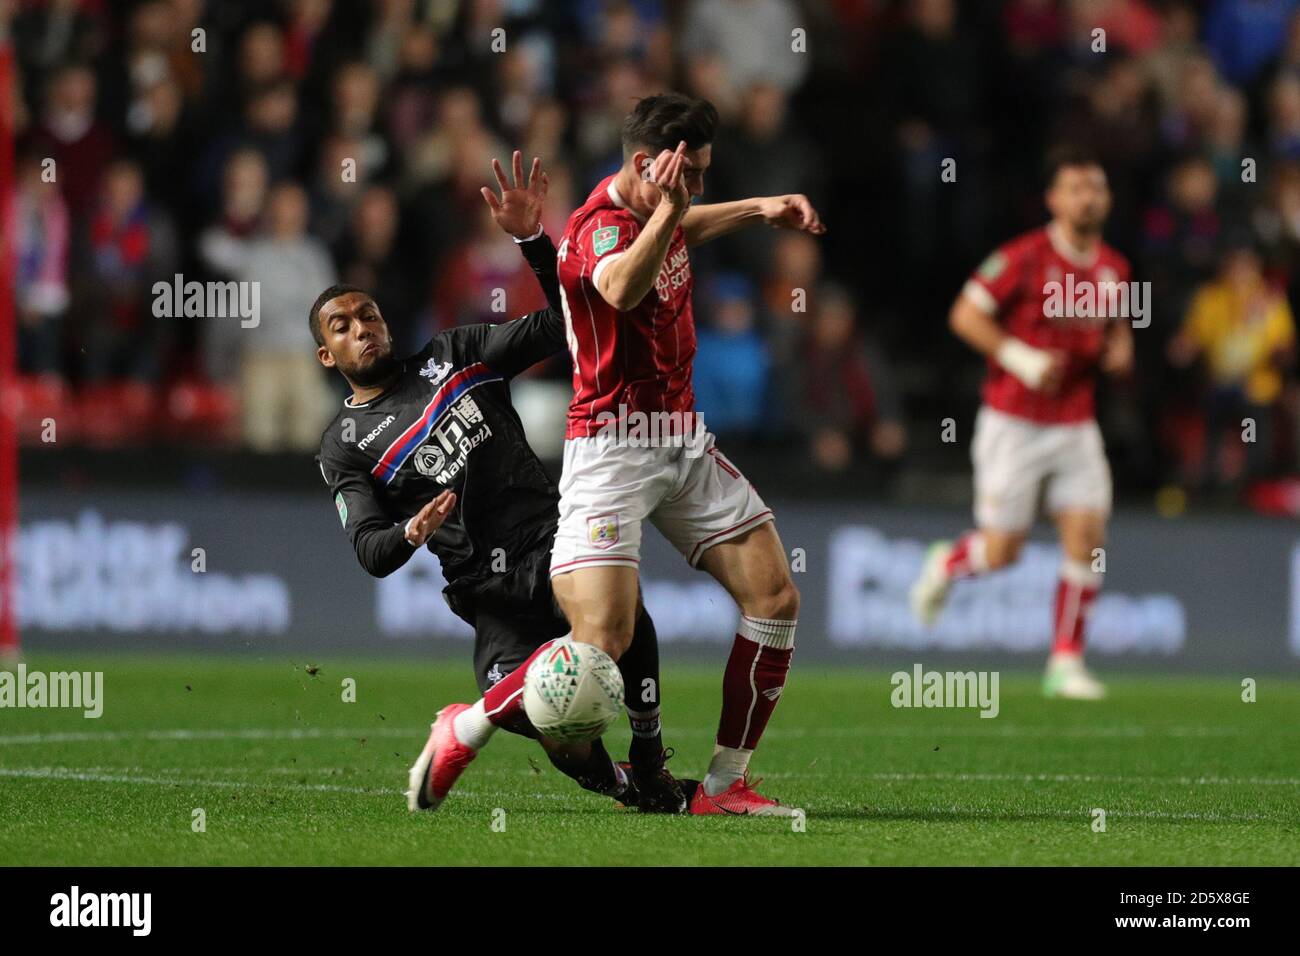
left=357, top=414, right=396, bottom=451
left=50, top=886, right=151, bottom=936
left=762, top=686, right=783, bottom=702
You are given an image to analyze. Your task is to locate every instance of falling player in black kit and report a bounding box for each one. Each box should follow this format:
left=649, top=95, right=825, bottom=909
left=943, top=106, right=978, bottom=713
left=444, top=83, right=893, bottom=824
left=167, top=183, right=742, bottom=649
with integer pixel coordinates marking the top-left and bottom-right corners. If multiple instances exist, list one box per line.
left=314, top=153, right=689, bottom=813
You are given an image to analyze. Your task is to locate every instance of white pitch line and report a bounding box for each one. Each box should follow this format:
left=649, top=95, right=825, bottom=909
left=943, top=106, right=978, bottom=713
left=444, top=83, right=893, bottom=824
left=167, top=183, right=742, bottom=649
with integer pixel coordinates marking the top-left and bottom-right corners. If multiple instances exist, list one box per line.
left=0, top=723, right=1269, bottom=747
left=0, top=766, right=583, bottom=803
left=0, top=727, right=420, bottom=745
left=891, top=804, right=1282, bottom=824
left=737, top=725, right=1259, bottom=739
left=5, top=762, right=1298, bottom=794
left=4, top=764, right=365, bottom=778
left=83, top=766, right=1300, bottom=788
left=2, top=767, right=1294, bottom=822
left=861, top=771, right=1300, bottom=787
left=34, top=764, right=576, bottom=780
left=704, top=769, right=1300, bottom=788
left=0, top=766, right=391, bottom=795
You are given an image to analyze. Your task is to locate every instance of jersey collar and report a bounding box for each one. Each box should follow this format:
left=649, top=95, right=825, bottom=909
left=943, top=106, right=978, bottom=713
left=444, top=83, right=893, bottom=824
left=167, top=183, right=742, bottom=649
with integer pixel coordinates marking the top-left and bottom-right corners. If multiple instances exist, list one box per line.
left=607, top=177, right=647, bottom=223
left=1047, top=222, right=1101, bottom=269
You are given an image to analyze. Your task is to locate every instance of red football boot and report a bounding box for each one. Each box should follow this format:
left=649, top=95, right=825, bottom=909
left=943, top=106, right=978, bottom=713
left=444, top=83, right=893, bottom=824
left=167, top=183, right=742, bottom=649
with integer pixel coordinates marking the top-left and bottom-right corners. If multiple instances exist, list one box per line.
left=689, top=774, right=796, bottom=817
left=406, top=703, right=477, bottom=811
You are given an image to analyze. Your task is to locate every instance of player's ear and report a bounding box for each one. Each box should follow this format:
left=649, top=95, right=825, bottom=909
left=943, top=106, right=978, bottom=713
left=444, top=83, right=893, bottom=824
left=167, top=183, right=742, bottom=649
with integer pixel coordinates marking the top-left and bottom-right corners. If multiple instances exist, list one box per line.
left=635, top=151, right=653, bottom=180
left=317, top=344, right=335, bottom=369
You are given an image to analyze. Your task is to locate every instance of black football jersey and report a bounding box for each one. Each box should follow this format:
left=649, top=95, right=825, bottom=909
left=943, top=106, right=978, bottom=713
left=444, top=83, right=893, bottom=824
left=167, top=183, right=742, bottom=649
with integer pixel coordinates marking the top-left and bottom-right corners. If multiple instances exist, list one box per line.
left=316, top=236, right=567, bottom=605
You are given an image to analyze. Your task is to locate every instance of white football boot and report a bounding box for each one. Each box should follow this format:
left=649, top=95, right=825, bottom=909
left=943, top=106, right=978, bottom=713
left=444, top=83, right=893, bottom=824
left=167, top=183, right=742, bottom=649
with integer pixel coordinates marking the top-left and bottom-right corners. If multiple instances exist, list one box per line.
left=1042, top=653, right=1106, bottom=700
left=910, top=541, right=955, bottom=626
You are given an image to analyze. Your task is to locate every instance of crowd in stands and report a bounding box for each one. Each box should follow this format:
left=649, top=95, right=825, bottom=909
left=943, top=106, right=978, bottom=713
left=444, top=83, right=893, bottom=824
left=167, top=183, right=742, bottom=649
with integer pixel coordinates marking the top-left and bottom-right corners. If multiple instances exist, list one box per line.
left=8, top=0, right=1299, bottom=498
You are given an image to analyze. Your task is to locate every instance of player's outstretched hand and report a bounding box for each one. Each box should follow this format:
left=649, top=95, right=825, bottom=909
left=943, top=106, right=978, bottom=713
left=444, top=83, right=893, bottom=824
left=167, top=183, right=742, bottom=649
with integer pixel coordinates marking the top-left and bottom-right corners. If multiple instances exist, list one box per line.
left=481, top=150, right=548, bottom=240
left=758, top=194, right=826, bottom=235
left=404, top=490, right=457, bottom=547
left=646, top=140, right=691, bottom=212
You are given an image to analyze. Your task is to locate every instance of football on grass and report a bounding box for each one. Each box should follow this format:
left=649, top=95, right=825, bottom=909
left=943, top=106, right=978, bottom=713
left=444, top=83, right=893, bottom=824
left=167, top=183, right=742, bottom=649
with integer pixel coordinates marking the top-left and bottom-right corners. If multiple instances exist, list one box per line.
left=523, top=641, right=624, bottom=743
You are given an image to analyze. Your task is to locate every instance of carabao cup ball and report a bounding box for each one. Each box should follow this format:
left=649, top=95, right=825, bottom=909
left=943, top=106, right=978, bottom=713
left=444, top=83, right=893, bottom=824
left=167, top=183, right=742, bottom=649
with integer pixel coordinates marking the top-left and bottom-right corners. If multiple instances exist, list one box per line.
left=523, top=641, right=624, bottom=743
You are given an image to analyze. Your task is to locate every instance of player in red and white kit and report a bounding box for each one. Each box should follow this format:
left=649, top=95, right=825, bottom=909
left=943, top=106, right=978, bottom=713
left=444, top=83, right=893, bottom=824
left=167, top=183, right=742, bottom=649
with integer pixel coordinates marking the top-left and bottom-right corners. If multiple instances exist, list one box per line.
left=550, top=94, right=825, bottom=814
left=910, top=148, right=1135, bottom=700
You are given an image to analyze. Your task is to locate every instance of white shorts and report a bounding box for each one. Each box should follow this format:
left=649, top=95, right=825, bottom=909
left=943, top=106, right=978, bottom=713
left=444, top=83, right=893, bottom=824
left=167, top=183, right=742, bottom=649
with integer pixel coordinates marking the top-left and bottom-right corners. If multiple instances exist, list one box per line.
left=971, top=406, right=1111, bottom=532
left=549, top=432, right=773, bottom=576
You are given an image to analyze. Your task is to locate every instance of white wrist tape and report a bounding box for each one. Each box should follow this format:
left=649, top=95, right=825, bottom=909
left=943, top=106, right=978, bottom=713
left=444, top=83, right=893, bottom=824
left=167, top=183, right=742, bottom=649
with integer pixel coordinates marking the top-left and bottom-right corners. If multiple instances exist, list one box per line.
left=996, top=339, right=1053, bottom=389
left=404, top=517, right=419, bottom=545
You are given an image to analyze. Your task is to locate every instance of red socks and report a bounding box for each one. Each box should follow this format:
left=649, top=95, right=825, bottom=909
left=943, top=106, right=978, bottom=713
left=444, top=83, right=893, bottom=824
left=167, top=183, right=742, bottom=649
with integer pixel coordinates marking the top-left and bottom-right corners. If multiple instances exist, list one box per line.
left=945, top=535, right=1102, bottom=656
left=944, top=531, right=989, bottom=579
left=716, top=616, right=796, bottom=752
left=1052, top=560, right=1101, bottom=655
left=483, top=637, right=564, bottom=734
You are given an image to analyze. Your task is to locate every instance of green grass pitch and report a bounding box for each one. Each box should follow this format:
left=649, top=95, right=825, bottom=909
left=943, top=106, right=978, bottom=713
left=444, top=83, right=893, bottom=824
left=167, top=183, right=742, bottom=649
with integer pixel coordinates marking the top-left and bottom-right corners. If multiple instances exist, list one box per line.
left=1, top=654, right=1297, bottom=866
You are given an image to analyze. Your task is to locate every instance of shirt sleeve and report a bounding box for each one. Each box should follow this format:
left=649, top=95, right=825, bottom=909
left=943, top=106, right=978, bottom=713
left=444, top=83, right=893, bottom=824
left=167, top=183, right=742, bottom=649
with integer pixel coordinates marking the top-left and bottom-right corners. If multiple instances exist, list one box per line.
left=961, top=241, right=1021, bottom=316
left=574, top=209, right=639, bottom=292
left=518, top=230, right=562, bottom=314
left=453, top=308, right=567, bottom=379
left=317, top=437, right=416, bottom=578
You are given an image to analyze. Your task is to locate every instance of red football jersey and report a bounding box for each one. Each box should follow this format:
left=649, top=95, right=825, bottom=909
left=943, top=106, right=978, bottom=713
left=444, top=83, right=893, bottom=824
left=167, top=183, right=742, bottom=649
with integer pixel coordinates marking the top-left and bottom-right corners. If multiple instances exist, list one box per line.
left=962, top=224, right=1131, bottom=424
left=557, top=175, right=696, bottom=439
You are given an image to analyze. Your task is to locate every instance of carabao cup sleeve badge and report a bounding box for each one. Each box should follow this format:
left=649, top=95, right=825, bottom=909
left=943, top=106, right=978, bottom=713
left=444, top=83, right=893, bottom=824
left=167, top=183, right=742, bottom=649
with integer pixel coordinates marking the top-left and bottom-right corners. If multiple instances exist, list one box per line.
left=586, top=514, right=620, bottom=549
left=592, top=226, right=619, bottom=256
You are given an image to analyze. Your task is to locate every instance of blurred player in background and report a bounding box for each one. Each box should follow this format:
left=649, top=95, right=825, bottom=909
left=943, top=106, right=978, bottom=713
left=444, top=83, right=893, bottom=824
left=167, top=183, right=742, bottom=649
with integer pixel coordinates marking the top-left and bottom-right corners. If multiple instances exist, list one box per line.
left=315, top=153, right=690, bottom=813
left=549, top=94, right=825, bottom=815
left=910, top=147, right=1135, bottom=700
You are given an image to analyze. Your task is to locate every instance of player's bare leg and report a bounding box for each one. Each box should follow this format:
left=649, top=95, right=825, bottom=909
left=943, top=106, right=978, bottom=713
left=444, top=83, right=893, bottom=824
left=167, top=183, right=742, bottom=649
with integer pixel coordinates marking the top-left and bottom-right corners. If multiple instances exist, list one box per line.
left=1044, top=509, right=1108, bottom=700
left=551, top=565, right=687, bottom=812
left=550, top=564, right=640, bottom=660
left=691, top=521, right=799, bottom=816
left=910, top=528, right=1026, bottom=625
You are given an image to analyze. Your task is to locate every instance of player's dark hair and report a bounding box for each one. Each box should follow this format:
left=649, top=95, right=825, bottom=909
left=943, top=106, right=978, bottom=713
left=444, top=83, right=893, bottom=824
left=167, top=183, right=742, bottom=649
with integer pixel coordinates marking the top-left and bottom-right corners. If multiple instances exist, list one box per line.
left=1044, top=145, right=1104, bottom=187
left=621, top=93, right=718, bottom=157
left=309, top=284, right=372, bottom=347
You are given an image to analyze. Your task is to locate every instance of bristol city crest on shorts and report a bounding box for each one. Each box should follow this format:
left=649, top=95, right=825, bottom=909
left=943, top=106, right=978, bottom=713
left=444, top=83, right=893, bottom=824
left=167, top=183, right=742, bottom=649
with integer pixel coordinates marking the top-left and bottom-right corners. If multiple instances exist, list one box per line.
left=587, top=513, right=620, bottom=549
left=412, top=443, right=447, bottom=476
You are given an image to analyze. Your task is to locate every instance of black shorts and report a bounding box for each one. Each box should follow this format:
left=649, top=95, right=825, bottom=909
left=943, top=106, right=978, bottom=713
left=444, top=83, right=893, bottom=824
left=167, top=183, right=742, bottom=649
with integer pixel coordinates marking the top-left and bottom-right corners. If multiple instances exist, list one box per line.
left=471, top=598, right=570, bottom=697
left=448, top=537, right=568, bottom=697
left=454, top=538, right=655, bottom=741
